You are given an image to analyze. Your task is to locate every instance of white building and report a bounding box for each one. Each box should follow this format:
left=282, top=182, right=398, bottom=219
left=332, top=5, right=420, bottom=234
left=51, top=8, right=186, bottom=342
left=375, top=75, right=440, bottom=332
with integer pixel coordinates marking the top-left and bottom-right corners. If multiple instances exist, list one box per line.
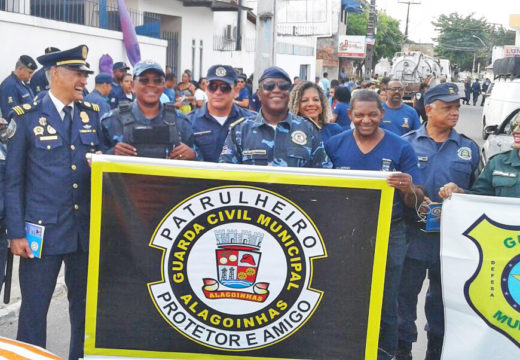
left=0, top=0, right=334, bottom=88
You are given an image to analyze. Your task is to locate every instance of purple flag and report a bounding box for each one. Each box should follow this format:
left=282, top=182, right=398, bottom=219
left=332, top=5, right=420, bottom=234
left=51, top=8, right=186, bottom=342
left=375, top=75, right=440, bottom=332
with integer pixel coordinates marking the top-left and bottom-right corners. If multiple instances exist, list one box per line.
left=117, top=0, right=141, bottom=66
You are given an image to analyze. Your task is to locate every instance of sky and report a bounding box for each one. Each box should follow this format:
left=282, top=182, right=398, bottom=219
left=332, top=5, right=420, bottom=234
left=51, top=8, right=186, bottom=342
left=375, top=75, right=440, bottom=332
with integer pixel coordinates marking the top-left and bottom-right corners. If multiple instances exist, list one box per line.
left=375, top=0, right=520, bottom=44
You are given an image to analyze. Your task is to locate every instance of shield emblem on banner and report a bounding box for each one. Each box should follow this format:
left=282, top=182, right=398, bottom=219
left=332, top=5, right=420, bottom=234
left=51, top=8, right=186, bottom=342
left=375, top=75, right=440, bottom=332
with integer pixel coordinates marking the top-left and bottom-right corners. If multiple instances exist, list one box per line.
left=216, top=248, right=261, bottom=288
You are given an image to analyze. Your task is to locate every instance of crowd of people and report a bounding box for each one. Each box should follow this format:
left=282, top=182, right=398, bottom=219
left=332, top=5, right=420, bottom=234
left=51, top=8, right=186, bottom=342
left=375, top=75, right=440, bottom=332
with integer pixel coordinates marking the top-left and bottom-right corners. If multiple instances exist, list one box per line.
left=0, top=44, right=518, bottom=360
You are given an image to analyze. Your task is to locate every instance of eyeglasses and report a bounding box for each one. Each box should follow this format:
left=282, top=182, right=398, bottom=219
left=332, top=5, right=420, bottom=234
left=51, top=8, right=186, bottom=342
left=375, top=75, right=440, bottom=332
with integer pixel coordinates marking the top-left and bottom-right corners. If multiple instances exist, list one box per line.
left=261, top=80, right=291, bottom=92
left=208, top=82, right=232, bottom=93
left=387, top=87, right=404, bottom=92
left=136, top=76, right=164, bottom=85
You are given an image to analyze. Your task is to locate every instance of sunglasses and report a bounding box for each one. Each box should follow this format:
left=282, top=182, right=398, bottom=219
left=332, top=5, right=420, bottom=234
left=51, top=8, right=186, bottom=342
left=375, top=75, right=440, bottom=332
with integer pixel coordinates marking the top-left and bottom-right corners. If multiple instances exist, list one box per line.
left=208, top=82, right=232, bottom=93
left=261, top=80, right=291, bottom=92
left=136, top=76, right=164, bottom=85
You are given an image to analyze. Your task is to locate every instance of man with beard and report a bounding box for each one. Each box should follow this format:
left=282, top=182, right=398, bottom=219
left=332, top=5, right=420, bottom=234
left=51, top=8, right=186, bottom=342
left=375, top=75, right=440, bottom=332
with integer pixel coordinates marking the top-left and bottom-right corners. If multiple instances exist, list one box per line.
left=381, top=80, right=421, bottom=136
left=219, top=66, right=331, bottom=168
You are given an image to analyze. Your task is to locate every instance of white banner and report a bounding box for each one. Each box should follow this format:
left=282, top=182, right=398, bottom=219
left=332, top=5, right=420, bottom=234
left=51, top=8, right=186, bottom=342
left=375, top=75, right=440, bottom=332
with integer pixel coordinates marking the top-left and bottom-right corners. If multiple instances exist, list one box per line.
left=441, top=194, right=520, bottom=360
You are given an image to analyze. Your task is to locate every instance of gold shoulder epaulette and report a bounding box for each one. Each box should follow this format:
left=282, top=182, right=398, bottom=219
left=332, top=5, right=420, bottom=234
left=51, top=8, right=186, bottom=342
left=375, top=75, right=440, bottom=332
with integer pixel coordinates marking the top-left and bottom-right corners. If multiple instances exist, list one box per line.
left=230, top=117, right=245, bottom=128
left=11, top=105, right=24, bottom=116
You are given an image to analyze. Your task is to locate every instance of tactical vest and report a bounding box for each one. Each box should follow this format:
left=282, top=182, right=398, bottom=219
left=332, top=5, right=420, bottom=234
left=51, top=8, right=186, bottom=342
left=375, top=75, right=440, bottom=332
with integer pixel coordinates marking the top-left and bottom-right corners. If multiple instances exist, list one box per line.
left=117, top=102, right=181, bottom=159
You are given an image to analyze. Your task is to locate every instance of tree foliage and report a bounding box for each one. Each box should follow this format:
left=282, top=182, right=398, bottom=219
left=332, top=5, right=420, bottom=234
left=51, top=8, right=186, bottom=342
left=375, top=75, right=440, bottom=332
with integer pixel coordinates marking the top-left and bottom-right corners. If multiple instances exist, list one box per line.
left=346, top=8, right=403, bottom=68
left=433, top=13, right=516, bottom=71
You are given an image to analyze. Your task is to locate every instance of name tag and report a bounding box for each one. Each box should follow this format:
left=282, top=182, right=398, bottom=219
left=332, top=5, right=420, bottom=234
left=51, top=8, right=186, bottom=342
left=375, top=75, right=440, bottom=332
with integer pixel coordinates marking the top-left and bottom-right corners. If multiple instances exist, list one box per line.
left=194, top=130, right=212, bottom=136
left=80, top=129, right=93, bottom=133
left=492, top=170, right=517, bottom=178
left=243, top=149, right=267, bottom=156
left=40, top=135, right=58, bottom=141
left=418, top=156, right=429, bottom=161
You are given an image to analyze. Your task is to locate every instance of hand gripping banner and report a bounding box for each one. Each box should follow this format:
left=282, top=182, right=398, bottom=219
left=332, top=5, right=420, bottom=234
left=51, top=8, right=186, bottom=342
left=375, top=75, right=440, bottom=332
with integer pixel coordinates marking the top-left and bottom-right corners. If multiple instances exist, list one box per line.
left=84, top=155, right=394, bottom=360
left=441, top=194, right=520, bottom=360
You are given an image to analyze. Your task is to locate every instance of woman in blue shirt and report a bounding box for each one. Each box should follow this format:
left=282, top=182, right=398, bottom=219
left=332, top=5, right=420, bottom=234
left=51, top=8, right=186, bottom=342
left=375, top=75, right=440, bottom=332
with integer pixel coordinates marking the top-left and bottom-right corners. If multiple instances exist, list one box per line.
left=332, top=86, right=352, bottom=130
left=288, top=81, right=343, bottom=142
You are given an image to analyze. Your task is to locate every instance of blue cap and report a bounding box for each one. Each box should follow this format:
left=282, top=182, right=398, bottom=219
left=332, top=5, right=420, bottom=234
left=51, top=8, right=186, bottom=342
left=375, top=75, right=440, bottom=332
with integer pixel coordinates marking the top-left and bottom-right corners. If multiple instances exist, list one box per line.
left=113, top=61, right=130, bottom=71
left=238, top=73, right=247, bottom=80
left=95, top=73, right=112, bottom=84
left=206, top=65, right=237, bottom=85
left=259, top=66, right=291, bottom=84
left=19, top=55, right=38, bottom=71
left=133, top=60, right=165, bottom=77
left=424, top=83, right=464, bottom=105
left=37, top=44, right=93, bottom=73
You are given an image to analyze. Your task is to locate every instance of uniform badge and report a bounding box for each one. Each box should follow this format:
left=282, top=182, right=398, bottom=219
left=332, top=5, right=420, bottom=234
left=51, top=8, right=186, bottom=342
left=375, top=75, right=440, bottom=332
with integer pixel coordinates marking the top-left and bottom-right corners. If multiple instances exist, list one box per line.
left=38, top=117, right=47, bottom=126
left=381, top=158, right=392, bottom=171
left=81, top=45, right=88, bottom=59
left=215, top=66, right=227, bottom=77
left=402, top=118, right=409, bottom=128
left=83, top=101, right=91, bottom=108
left=291, top=130, right=307, bottom=145
left=83, top=124, right=92, bottom=130
left=415, top=93, right=422, bottom=100
left=33, top=126, right=44, bottom=136
left=22, top=103, right=31, bottom=110
left=47, top=125, right=56, bottom=135
left=80, top=111, right=90, bottom=123
left=457, top=147, right=472, bottom=160
left=7, top=97, right=13, bottom=104
left=464, top=215, right=520, bottom=348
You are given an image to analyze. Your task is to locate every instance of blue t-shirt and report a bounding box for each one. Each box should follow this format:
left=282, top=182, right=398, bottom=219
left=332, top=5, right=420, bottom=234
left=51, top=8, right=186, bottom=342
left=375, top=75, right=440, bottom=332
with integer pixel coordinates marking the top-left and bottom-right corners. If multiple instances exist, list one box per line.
left=325, top=129, right=422, bottom=219
left=380, top=102, right=421, bottom=136
left=332, top=101, right=351, bottom=130
left=237, top=87, right=251, bottom=102
left=321, top=123, right=344, bottom=143
left=163, top=88, right=176, bottom=102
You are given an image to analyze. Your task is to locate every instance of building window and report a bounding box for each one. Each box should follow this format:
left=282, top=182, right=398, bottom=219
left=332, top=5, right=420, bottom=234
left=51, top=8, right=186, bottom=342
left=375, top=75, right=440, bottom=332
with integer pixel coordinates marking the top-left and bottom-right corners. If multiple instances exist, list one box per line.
left=192, top=39, right=196, bottom=78
left=300, top=64, right=309, bottom=81
left=31, top=0, right=85, bottom=25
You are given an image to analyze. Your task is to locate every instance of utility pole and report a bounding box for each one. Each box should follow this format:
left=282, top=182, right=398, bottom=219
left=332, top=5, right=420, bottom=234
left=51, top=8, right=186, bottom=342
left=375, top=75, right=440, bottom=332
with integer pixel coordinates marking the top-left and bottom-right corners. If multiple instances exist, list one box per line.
left=254, top=0, right=277, bottom=92
left=364, top=0, right=376, bottom=79
left=397, top=0, right=421, bottom=43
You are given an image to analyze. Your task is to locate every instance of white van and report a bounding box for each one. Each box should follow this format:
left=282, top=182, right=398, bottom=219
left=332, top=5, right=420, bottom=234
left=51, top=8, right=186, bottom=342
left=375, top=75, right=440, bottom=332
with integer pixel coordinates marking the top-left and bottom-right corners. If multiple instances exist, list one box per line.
left=481, top=58, right=520, bottom=139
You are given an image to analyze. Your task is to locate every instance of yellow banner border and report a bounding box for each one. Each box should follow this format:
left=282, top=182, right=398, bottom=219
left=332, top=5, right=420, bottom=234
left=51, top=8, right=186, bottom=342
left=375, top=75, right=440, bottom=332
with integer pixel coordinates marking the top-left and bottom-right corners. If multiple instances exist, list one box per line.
left=85, top=161, right=394, bottom=360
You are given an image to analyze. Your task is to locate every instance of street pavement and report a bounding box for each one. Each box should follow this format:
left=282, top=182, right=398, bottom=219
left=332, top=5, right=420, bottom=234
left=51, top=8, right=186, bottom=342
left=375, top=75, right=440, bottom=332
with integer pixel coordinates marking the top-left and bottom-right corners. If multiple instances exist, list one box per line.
left=0, top=92, right=486, bottom=360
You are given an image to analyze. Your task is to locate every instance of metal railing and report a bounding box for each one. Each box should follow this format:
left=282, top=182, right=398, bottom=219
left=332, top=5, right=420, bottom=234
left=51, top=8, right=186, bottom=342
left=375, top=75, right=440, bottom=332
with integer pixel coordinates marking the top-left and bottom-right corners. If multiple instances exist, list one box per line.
left=0, top=0, right=158, bottom=33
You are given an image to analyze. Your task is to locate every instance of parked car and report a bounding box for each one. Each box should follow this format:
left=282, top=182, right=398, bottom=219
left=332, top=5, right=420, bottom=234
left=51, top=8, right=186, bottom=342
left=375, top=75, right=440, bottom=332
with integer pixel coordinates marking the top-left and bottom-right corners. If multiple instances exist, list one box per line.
left=481, top=107, right=519, bottom=167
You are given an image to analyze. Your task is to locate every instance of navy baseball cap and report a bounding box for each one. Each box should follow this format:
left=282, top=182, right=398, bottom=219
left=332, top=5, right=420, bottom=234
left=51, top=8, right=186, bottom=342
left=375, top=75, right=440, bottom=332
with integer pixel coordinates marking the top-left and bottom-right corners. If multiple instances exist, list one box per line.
left=238, top=73, right=247, bottom=81
left=19, top=55, right=37, bottom=71
left=259, top=66, right=291, bottom=84
left=95, top=73, right=112, bottom=84
left=207, top=65, right=237, bottom=85
left=113, top=61, right=130, bottom=71
left=37, top=45, right=92, bottom=73
left=133, top=60, right=165, bottom=77
left=424, top=83, right=464, bottom=105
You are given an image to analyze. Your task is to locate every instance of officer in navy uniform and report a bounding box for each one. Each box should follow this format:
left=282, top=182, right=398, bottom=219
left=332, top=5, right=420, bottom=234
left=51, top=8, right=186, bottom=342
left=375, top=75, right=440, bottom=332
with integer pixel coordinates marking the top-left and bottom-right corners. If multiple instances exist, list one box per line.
left=219, top=66, right=332, bottom=168
left=189, top=64, right=256, bottom=162
left=84, top=73, right=112, bottom=118
left=0, top=55, right=37, bottom=117
left=109, top=61, right=130, bottom=109
left=101, top=60, right=194, bottom=159
left=396, top=83, right=479, bottom=360
left=29, top=47, right=60, bottom=96
left=5, top=45, right=103, bottom=360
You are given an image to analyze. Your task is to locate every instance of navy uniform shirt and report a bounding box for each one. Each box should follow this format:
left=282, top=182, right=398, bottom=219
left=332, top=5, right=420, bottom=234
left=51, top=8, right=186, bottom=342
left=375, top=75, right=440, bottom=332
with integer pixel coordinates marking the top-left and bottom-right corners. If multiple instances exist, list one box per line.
left=380, top=102, right=421, bottom=136
left=189, top=104, right=256, bottom=162
left=0, top=144, right=6, bottom=222
left=109, top=82, right=121, bottom=109
left=0, top=73, right=34, bottom=117
left=325, top=129, right=422, bottom=219
left=402, top=125, right=479, bottom=262
left=101, top=101, right=194, bottom=155
left=5, top=94, right=104, bottom=255
left=219, top=112, right=332, bottom=168
left=29, top=68, right=49, bottom=96
left=84, top=89, right=111, bottom=118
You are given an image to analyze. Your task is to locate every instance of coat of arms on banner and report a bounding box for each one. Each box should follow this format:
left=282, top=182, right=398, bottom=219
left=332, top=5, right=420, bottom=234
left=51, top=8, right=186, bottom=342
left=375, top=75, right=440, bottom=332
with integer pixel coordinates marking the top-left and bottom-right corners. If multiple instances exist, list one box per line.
left=464, top=215, right=520, bottom=348
left=201, top=229, right=270, bottom=302
left=148, top=186, right=326, bottom=351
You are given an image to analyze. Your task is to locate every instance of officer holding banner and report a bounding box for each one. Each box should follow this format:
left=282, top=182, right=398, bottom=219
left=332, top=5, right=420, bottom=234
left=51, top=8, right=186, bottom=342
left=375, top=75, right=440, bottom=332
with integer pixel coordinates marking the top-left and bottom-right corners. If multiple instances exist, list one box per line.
left=101, top=60, right=194, bottom=159
left=397, top=83, right=479, bottom=360
left=219, top=66, right=331, bottom=168
left=5, top=45, right=103, bottom=360
left=439, top=112, right=520, bottom=199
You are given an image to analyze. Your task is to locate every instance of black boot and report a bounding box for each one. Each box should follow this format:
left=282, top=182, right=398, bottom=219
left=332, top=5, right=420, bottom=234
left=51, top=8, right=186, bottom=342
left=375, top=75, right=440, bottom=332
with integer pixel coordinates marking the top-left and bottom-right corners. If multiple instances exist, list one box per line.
left=424, top=333, right=442, bottom=360
left=395, top=340, right=412, bottom=360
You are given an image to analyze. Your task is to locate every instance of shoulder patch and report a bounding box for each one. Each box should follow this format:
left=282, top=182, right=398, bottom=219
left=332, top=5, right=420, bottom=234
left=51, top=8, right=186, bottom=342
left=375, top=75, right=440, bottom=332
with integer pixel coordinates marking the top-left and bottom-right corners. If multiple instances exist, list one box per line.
left=230, top=117, right=246, bottom=129
left=92, top=103, right=100, bottom=112
left=302, top=116, right=321, bottom=130
left=10, top=102, right=40, bottom=117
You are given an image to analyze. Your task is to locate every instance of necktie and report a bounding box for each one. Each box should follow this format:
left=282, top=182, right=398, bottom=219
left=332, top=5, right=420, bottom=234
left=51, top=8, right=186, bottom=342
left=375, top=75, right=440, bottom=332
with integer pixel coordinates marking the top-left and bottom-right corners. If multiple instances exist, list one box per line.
left=63, top=105, right=72, bottom=141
